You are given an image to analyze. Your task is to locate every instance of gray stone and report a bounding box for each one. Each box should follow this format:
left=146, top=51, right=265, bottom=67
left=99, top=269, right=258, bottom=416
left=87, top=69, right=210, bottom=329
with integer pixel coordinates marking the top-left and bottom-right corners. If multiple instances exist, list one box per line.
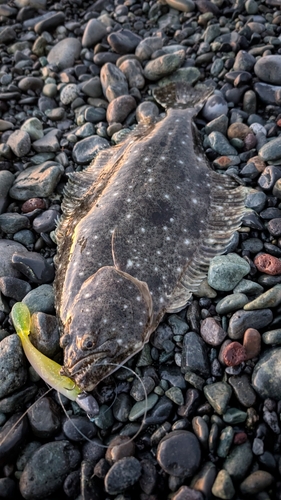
left=105, top=457, right=141, bottom=495
left=259, top=136, right=281, bottom=162
left=143, top=51, right=185, bottom=81
left=9, top=161, right=63, bottom=200
left=135, top=36, right=163, bottom=62
left=216, top=293, right=249, bottom=314
left=157, top=430, right=201, bottom=477
left=47, top=38, right=81, bottom=70
left=32, top=130, right=60, bottom=153
left=22, top=284, right=55, bottom=314
left=252, top=348, right=281, bottom=399
left=7, top=130, right=31, bottom=157
left=81, top=77, right=102, bottom=98
left=82, top=19, right=107, bottom=48
left=181, top=331, right=210, bottom=377
left=119, top=59, right=145, bottom=89
left=254, top=55, right=281, bottom=85
left=0, top=335, right=27, bottom=398
left=19, top=441, right=81, bottom=499
left=0, top=240, right=28, bottom=278
left=203, top=382, right=232, bottom=415
left=21, top=118, right=44, bottom=141
left=108, top=29, right=142, bottom=54
left=233, top=50, right=256, bottom=72
left=244, top=284, right=281, bottom=310
left=223, top=440, right=253, bottom=481
left=208, top=253, right=250, bottom=291
left=72, top=136, right=109, bottom=164
left=106, top=95, right=136, bottom=124
left=30, top=312, right=60, bottom=358
left=0, top=213, right=29, bottom=234
left=202, top=94, right=228, bottom=122
left=228, top=309, right=273, bottom=339
left=0, top=171, right=14, bottom=214
left=60, top=84, right=79, bottom=105
left=208, top=131, right=237, bottom=156
left=100, top=62, right=129, bottom=102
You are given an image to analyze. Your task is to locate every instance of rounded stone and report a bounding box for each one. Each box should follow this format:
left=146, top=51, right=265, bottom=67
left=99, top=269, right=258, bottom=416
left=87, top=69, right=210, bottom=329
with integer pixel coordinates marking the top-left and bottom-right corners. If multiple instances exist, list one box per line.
left=216, top=293, right=249, bottom=314
left=19, top=441, right=81, bottom=499
left=208, top=253, right=250, bottom=291
left=104, top=456, right=141, bottom=495
left=255, top=56, right=281, bottom=85
left=240, top=470, right=274, bottom=495
left=9, top=161, right=63, bottom=201
left=143, top=51, right=185, bottom=81
left=254, top=253, right=281, bottom=275
left=227, top=122, right=250, bottom=140
left=252, top=348, right=281, bottom=400
left=7, top=130, right=31, bottom=157
left=60, top=84, right=79, bottom=105
left=47, top=38, right=81, bottom=70
left=0, top=335, right=27, bottom=398
left=223, top=342, right=246, bottom=367
left=72, top=136, right=109, bottom=164
left=82, top=19, right=107, bottom=48
left=212, top=470, right=235, bottom=500
left=202, top=94, right=228, bottom=121
left=106, top=95, right=136, bottom=124
left=157, top=430, right=201, bottom=477
left=21, top=118, right=44, bottom=141
left=200, top=317, right=226, bottom=346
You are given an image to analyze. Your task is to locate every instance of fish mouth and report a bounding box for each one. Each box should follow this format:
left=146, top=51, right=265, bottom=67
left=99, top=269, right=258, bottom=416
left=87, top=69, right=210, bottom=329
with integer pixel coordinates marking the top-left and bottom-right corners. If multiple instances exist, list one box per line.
left=67, top=351, right=108, bottom=376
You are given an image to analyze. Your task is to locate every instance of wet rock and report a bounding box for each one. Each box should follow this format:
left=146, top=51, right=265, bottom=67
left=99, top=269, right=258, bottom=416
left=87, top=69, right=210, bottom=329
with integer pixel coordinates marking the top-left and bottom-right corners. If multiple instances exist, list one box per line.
left=216, top=293, right=249, bottom=314
left=157, top=430, right=201, bottom=477
left=30, top=312, right=59, bottom=357
left=208, top=254, right=250, bottom=291
left=60, top=84, right=79, bottom=105
left=229, top=374, right=256, bottom=407
left=63, top=416, right=97, bottom=442
left=0, top=413, right=29, bottom=467
left=203, top=382, right=232, bottom=415
left=105, top=436, right=135, bottom=464
left=259, top=137, right=281, bottom=162
left=0, top=240, right=28, bottom=278
left=22, top=284, right=54, bottom=314
left=0, top=213, right=30, bottom=234
left=104, top=456, right=141, bottom=495
left=252, top=348, right=281, bottom=399
left=208, top=131, right=237, bottom=156
left=202, top=94, right=228, bottom=122
left=228, top=309, right=273, bottom=339
left=212, top=470, right=235, bottom=500
left=27, top=397, right=61, bottom=439
left=0, top=335, right=27, bottom=398
left=72, top=135, right=109, bottom=164
left=21, top=117, right=44, bottom=141
left=181, top=331, right=210, bottom=377
left=240, top=470, right=274, bottom=495
left=119, top=59, right=145, bottom=89
left=19, top=441, right=81, bottom=499
left=135, top=36, right=163, bottom=62
left=223, top=342, right=246, bottom=366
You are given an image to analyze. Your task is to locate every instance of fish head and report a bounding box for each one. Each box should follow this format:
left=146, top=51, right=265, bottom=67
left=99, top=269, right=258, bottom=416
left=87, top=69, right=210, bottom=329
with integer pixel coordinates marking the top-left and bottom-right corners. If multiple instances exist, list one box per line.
left=60, top=266, right=153, bottom=392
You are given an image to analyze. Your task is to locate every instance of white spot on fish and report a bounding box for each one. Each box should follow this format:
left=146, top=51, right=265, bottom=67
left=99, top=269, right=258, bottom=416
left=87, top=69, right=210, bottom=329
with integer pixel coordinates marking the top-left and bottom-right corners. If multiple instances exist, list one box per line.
left=126, top=259, right=133, bottom=268
left=184, top=239, right=190, bottom=245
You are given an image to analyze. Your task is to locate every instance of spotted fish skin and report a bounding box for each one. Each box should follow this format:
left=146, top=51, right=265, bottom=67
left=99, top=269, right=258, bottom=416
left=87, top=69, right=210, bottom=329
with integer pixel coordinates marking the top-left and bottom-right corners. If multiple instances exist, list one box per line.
left=54, top=83, right=245, bottom=392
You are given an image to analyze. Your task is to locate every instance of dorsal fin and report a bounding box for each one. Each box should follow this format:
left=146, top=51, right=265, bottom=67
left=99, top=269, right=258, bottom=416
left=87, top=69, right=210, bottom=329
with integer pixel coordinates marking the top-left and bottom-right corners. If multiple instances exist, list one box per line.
left=166, top=173, right=246, bottom=313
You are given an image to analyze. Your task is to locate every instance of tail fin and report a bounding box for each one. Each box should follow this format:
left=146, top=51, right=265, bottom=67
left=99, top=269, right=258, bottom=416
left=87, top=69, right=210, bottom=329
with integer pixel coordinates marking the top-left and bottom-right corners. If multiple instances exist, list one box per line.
left=153, top=81, right=215, bottom=112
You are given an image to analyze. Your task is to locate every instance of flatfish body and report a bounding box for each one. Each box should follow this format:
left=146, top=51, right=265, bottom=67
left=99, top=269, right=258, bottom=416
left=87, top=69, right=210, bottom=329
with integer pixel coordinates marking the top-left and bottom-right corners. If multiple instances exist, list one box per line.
left=54, top=83, right=245, bottom=391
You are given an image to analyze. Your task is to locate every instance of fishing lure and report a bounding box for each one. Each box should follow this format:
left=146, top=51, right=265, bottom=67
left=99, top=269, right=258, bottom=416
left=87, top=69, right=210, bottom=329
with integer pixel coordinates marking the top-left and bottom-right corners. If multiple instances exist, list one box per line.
left=11, top=302, right=98, bottom=417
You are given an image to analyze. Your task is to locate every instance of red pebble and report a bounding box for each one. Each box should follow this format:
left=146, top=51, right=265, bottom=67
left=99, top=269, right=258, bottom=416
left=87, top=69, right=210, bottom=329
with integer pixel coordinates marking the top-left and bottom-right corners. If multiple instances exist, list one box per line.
left=234, top=432, right=247, bottom=445
left=254, top=253, right=281, bottom=275
left=243, top=328, right=261, bottom=360
left=223, top=341, right=247, bottom=367
left=21, top=198, right=46, bottom=213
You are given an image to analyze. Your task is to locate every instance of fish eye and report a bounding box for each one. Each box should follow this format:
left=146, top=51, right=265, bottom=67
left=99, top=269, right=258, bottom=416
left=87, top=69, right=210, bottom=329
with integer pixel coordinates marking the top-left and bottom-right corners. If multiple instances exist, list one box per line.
left=81, top=336, right=94, bottom=350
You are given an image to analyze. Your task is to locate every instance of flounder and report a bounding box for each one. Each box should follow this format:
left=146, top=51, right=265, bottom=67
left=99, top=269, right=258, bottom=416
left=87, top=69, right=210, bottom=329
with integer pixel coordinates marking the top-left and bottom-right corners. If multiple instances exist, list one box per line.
left=54, top=82, right=245, bottom=392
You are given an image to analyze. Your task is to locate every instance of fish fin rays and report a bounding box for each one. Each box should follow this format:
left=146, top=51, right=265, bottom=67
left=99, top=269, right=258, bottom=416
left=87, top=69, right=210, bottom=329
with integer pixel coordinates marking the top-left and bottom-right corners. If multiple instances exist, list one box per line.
left=153, top=81, right=215, bottom=112
left=167, top=173, right=246, bottom=311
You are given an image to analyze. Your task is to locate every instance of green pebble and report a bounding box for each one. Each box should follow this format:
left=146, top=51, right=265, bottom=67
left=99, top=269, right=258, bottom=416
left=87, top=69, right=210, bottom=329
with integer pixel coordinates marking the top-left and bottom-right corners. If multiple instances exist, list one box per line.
left=212, top=470, right=235, bottom=500
left=233, top=278, right=264, bottom=295
left=217, top=426, right=234, bottom=458
left=203, top=382, right=232, bottom=415
left=262, top=329, right=281, bottom=345
left=245, top=0, right=259, bottom=14
left=184, top=371, right=205, bottom=391
left=94, top=404, right=114, bottom=430
left=165, top=387, right=184, bottom=405
left=216, top=293, right=249, bottom=314
left=244, top=284, right=281, bottom=310
left=223, top=408, right=247, bottom=424
left=223, top=441, right=253, bottom=481
left=167, top=314, right=189, bottom=336
left=129, top=393, right=158, bottom=421
left=136, top=343, right=152, bottom=367
left=154, top=386, right=164, bottom=396
left=208, top=253, right=250, bottom=291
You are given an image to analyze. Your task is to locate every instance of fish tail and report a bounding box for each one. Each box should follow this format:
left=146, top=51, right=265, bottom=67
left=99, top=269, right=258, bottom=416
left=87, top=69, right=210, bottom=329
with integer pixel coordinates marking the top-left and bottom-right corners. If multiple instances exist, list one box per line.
left=153, top=81, right=215, bottom=112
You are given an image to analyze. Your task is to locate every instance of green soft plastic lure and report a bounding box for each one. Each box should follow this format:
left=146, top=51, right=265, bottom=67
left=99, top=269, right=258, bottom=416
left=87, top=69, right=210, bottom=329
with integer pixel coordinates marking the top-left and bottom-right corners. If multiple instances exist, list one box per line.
left=11, top=302, right=81, bottom=401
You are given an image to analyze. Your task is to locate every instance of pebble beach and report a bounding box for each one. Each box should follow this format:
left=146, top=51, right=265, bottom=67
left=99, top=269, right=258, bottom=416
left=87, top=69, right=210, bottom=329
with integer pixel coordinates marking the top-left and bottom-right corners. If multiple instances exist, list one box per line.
left=2, top=0, right=281, bottom=498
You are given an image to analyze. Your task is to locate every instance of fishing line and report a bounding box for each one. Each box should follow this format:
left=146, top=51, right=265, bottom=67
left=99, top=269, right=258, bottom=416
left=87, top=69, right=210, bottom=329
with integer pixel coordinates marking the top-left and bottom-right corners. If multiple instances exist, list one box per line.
left=58, top=362, right=148, bottom=449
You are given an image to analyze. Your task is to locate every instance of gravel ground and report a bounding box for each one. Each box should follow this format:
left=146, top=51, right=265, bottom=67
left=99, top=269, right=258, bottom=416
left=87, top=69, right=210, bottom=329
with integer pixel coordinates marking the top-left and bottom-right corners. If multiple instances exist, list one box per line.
left=1, top=0, right=281, bottom=498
